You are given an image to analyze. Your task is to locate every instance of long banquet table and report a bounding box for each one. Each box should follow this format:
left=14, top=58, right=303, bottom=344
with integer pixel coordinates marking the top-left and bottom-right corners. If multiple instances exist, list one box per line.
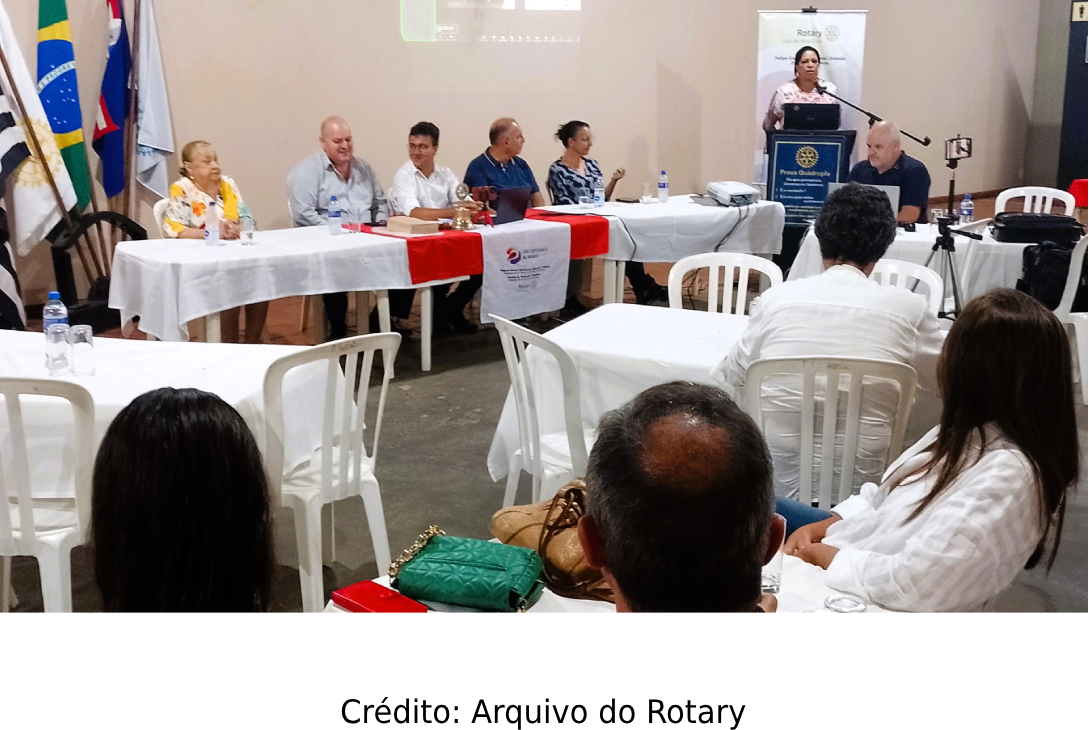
left=788, top=221, right=1029, bottom=302
left=109, top=218, right=607, bottom=343
left=487, top=304, right=943, bottom=482
left=539, top=195, right=786, bottom=303
left=0, top=330, right=330, bottom=498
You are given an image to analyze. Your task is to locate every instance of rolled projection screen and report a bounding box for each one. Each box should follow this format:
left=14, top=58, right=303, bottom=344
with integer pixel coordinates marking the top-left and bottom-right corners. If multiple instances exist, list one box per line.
left=401, top=0, right=582, bottom=43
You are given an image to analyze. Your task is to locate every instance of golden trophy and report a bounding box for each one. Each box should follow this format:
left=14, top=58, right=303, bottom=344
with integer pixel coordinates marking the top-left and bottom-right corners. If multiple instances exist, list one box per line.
left=451, top=183, right=476, bottom=231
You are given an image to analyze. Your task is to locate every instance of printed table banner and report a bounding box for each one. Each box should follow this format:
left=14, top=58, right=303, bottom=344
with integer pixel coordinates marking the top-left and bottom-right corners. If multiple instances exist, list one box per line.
left=480, top=220, right=570, bottom=324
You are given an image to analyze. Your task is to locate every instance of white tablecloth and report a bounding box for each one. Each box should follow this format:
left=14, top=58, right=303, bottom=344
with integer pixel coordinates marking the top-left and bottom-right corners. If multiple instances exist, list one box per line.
left=0, top=331, right=329, bottom=498
left=542, top=195, right=786, bottom=261
left=487, top=303, right=942, bottom=481
left=322, top=557, right=883, bottom=613
left=789, top=223, right=1029, bottom=302
left=109, top=220, right=576, bottom=342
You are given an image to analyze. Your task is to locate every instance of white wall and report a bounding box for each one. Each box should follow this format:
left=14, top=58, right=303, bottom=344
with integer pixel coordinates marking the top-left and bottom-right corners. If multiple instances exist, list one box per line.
left=4, top=0, right=1043, bottom=304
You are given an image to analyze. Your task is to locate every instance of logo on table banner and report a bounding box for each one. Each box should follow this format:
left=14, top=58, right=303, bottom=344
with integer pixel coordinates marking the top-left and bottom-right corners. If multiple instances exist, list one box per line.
left=795, top=146, right=819, bottom=169
left=507, top=247, right=522, bottom=264
left=824, top=26, right=841, bottom=42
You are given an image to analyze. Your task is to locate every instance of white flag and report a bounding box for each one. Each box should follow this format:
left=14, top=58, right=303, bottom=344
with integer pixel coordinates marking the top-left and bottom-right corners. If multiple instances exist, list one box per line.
left=0, top=1, right=77, bottom=256
left=135, top=0, right=173, bottom=199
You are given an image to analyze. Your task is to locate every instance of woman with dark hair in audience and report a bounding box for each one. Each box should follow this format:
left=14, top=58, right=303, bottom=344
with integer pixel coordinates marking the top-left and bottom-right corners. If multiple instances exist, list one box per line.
left=780, top=289, right=1080, bottom=611
left=90, top=388, right=274, bottom=612
left=547, top=120, right=668, bottom=307
left=762, top=46, right=838, bottom=133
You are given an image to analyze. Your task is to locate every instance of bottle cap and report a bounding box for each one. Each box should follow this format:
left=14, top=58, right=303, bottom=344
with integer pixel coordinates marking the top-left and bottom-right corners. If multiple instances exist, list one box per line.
left=330, top=195, right=338, bottom=201
left=661, top=170, right=666, bottom=175
left=48, top=291, right=60, bottom=300
left=964, top=193, right=971, bottom=200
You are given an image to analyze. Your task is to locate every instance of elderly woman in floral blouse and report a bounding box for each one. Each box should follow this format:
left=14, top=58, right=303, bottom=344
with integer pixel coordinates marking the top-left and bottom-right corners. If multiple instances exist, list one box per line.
left=163, top=140, right=267, bottom=344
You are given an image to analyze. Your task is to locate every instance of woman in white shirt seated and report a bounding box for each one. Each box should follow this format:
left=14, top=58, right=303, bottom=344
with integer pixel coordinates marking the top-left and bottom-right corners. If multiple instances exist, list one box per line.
left=779, top=289, right=1080, bottom=611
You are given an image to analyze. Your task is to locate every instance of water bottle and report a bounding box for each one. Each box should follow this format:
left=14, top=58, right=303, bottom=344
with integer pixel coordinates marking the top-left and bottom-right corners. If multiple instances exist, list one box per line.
left=328, top=195, right=343, bottom=235
left=657, top=170, right=669, bottom=203
left=204, top=200, right=221, bottom=246
left=959, top=193, right=974, bottom=224
left=42, top=291, right=68, bottom=332
left=43, top=292, right=70, bottom=374
left=593, top=176, right=605, bottom=207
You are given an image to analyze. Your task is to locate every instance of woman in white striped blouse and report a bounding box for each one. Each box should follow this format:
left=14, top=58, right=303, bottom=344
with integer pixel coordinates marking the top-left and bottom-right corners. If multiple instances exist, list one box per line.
left=781, top=289, right=1080, bottom=611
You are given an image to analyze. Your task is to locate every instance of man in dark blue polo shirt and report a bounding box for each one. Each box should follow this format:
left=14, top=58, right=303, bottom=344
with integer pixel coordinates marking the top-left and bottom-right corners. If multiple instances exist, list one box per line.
left=848, top=121, right=931, bottom=224
left=464, top=118, right=547, bottom=208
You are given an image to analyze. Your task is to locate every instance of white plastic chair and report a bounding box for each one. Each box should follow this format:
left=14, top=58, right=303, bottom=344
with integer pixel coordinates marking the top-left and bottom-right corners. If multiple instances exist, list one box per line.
left=1055, top=236, right=1088, bottom=403
left=152, top=198, right=168, bottom=236
left=0, top=379, right=94, bottom=612
left=492, top=315, right=591, bottom=507
left=995, top=186, right=1076, bottom=216
left=668, top=252, right=784, bottom=313
left=743, top=357, right=918, bottom=509
left=870, top=259, right=945, bottom=315
left=263, top=332, right=400, bottom=612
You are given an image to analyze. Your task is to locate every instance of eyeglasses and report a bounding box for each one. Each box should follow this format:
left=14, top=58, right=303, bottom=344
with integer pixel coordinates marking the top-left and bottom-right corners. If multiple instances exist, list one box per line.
left=408, top=143, right=434, bottom=152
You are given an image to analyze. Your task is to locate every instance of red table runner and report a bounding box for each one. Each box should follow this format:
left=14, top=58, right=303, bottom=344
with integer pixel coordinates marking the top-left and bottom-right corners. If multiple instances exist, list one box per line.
left=357, top=212, right=609, bottom=285
left=1068, top=179, right=1087, bottom=209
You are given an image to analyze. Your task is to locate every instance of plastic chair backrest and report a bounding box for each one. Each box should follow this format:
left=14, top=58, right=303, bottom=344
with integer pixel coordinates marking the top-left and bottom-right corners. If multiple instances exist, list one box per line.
left=995, top=186, right=1076, bottom=216
left=870, top=259, right=944, bottom=316
left=668, top=252, right=784, bottom=313
left=491, top=315, right=588, bottom=484
left=1056, top=235, right=1088, bottom=319
left=262, top=332, right=401, bottom=506
left=152, top=199, right=168, bottom=236
left=0, top=379, right=94, bottom=554
left=743, top=357, right=918, bottom=509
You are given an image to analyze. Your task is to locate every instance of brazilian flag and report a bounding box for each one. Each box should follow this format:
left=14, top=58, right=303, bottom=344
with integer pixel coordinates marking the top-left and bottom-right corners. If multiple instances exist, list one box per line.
left=37, top=0, right=91, bottom=210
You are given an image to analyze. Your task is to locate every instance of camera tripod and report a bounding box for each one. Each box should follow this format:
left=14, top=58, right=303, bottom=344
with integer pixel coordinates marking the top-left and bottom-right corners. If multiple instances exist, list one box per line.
left=923, top=215, right=982, bottom=320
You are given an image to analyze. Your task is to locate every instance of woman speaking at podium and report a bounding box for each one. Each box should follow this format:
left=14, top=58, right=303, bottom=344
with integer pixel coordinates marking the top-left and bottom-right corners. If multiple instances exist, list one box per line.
left=762, top=46, right=838, bottom=132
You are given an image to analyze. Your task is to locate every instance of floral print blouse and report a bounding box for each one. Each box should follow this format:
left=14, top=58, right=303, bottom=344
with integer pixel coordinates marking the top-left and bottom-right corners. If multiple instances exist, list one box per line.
left=163, top=175, right=253, bottom=237
left=763, top=79, right=838, bottom=132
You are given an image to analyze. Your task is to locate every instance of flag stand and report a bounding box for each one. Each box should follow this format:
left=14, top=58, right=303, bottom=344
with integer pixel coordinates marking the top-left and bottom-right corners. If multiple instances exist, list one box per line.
left=0, top=42, right=96, bottom=284
left=122, top=0, right=143, bottom=222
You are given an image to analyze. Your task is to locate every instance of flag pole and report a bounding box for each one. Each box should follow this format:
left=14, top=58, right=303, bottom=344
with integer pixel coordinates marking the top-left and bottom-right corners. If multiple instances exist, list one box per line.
left=0, top=42, right=97, bottom=283
left=122, top=0, right=142, bottom=222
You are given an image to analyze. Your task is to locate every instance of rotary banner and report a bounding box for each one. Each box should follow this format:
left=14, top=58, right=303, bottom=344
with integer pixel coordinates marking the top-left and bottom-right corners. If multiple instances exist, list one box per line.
left=753, top=10, right=867, bottom=183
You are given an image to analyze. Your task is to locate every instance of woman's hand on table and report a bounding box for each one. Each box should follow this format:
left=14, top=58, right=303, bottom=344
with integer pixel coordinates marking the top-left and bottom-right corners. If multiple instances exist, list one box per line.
left=793, top=542, right=839, bottom=570
left=221, top=220, right=241, bottom=240
left=783, top=514, right=840, bottom=555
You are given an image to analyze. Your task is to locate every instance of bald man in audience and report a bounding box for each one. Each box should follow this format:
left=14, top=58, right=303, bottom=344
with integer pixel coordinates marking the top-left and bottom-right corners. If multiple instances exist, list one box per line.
left=848, top=121, right=931, bottom=224
left=577, top=381, right=784, bottom=612
left=287, top=116, right=391, bottom=339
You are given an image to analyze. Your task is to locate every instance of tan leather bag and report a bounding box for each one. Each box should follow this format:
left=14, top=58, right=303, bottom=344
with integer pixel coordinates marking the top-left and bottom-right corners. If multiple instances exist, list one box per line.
left=490, top=480, right=614, bottom=603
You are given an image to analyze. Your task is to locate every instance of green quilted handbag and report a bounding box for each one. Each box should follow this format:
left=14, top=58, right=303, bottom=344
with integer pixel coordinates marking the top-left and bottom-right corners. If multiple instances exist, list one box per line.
left=389, top=526, right=544, bottom=612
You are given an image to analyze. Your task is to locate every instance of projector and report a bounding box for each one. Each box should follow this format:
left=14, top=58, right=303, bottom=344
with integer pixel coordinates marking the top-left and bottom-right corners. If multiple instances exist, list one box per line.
left=706, top=181, right=759, bottom=207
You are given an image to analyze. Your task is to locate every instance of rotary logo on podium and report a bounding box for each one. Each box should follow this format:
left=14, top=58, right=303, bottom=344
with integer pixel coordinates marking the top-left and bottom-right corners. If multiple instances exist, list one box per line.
left=795, top=146, right=819, bottom=169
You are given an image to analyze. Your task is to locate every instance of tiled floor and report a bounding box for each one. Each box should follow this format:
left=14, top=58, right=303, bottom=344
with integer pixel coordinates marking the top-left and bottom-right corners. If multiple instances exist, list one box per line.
left=8, top=195, right=1087, bottom=612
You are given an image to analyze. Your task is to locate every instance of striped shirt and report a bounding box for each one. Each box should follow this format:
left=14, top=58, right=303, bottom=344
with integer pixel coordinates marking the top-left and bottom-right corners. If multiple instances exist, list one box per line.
left=823, top=424, right=1046, bottom=612
left=547, top=158, right=603, bottom=205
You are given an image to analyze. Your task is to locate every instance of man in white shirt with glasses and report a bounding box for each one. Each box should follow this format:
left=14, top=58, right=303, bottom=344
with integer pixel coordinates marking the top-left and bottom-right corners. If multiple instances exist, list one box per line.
left=390, top=122, right=482, bottom=332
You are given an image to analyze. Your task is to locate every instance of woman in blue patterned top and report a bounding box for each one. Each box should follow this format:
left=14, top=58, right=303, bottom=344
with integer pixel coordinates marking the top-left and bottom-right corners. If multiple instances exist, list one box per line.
left=548, top=121, right=668, bottom=306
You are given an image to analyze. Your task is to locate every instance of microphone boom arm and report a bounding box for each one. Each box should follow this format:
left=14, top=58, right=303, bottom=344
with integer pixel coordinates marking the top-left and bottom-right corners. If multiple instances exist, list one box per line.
left=816, top=86, right=931, bottom=147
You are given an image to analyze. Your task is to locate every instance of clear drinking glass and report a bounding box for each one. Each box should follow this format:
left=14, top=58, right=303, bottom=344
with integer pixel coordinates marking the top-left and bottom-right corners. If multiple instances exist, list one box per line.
left=241, top=217, right=256, bottom=244
left=640, top=182, right=653, bottom=204
left=761, top=514, right=786, bottom=595
left=45, top=324, right=71, bottom=376
left=578, top=194, right=593, bottom=209
left=70, top=324, right=95, bottom=376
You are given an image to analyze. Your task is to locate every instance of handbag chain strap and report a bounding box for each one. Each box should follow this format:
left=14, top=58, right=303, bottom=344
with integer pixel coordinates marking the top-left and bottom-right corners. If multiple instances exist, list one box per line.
left=388, top=525, right=446, bottom=579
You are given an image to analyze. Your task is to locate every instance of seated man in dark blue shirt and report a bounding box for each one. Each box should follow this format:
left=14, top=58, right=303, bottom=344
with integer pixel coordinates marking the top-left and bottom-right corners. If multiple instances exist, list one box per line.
left=848, top=121, right=930, bottom=224
left=464, top=117, right=547, bottom=208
